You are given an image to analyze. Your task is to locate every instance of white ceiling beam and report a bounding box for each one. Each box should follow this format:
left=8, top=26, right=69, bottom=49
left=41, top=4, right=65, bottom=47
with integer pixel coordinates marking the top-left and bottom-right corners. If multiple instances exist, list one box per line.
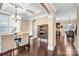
left=0, top=9, right=11, bottom=16
left=0, top=13, right=10, bottom=16
left=40, top=3, right=50, bottom=14
left=10, top=3, right=22, bottom=8
left=10, top=3, right=34, bottom=14
left=0, top=9, right=27, bottom=17
left=40, top=3, right=56, bottom=14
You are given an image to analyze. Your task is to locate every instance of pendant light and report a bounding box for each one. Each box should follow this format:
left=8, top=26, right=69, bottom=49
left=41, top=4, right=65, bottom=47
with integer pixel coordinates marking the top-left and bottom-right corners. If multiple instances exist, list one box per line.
left=11, top=6, right=21, bottom=22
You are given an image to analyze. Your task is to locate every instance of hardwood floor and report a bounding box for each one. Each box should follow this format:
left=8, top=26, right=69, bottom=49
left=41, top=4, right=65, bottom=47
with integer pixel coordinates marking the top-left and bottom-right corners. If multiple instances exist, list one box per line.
left=53, top=36, right=78, bottom=56
left=14, top=39, right=48, bottom=56
left=3, top=36, right=78, bottom=56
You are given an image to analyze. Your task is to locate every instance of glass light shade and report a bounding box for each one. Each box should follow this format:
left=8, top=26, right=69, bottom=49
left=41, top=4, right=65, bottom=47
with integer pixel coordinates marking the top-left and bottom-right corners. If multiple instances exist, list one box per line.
left=16, top=15, right=21, bottom=20
left=11, top=15, right=21, bottom=20
left=11, top=15, right=15, bottom=19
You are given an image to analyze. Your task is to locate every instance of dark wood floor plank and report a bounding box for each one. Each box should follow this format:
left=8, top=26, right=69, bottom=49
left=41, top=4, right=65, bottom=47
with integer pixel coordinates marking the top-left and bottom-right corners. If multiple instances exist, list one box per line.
left=2, top=36, right=78, bottom=56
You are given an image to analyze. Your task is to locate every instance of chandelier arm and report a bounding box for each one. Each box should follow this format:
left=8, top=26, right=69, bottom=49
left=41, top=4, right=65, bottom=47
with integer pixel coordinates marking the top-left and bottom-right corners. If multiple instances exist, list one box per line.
left=11, top=5, right=21, bottom=22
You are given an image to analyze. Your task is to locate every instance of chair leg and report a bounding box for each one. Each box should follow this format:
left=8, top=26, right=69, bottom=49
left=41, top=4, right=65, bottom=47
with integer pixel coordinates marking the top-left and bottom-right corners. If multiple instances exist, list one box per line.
left=12, top=50, right=14, bottom=56
left=10, top=52, right=12, bottom=56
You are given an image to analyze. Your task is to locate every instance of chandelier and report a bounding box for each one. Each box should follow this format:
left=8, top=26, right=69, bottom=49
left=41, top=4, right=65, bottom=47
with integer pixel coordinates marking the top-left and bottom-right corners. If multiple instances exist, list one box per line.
left=11, top=6, right=21, bottom=22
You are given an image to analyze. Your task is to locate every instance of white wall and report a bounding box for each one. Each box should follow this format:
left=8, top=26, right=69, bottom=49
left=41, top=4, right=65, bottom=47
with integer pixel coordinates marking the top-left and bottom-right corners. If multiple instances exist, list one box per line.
left=33, top=16, right=48, bottom=38
left=33, top=16, right=56, bottom=51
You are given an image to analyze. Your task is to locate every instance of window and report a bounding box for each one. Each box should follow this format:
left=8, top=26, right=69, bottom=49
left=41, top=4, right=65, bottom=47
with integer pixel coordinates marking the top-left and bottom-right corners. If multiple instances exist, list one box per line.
left=0, top=14, right=21, bottom=33
left=65, top=24, right=76, bottom=31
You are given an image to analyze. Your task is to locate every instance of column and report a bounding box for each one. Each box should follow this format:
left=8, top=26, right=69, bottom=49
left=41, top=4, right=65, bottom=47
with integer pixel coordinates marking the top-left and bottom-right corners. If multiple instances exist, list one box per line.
left=75, top=4, right=79, bottom=54
left=48, top=14, right=56, bottom=51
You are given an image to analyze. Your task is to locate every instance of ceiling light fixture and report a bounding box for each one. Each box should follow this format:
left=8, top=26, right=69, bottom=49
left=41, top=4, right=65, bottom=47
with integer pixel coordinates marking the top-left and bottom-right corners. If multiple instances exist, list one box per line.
left=11, top=6, right=21, bottom=22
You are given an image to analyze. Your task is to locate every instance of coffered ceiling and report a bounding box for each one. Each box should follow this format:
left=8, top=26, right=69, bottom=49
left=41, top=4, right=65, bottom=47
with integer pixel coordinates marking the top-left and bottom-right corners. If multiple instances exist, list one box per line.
left=0, top=3, right=77, bottom=20
left=0, top=3, right=48, bottom=20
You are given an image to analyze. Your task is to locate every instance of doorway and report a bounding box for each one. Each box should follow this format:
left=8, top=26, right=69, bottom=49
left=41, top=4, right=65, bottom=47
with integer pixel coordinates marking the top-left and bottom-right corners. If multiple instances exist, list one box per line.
left=37, top=24, right=48, bottom=48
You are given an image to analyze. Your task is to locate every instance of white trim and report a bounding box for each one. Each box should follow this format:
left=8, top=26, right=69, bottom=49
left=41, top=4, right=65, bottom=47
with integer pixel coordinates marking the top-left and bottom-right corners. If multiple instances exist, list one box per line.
left=0, top=35, right=1, bottom=52
left=74, top=42, right=79, bottom=55
left=41, top=39, right=47, bottom=43
left=48, top=44, right=55, bottom=51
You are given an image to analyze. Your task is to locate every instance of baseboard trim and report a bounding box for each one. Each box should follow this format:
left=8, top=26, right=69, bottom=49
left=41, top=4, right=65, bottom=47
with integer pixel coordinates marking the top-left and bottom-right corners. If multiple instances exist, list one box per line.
left=48, top=45, right=55, bottom=51
left=0, top=49, right=12, bottom=56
